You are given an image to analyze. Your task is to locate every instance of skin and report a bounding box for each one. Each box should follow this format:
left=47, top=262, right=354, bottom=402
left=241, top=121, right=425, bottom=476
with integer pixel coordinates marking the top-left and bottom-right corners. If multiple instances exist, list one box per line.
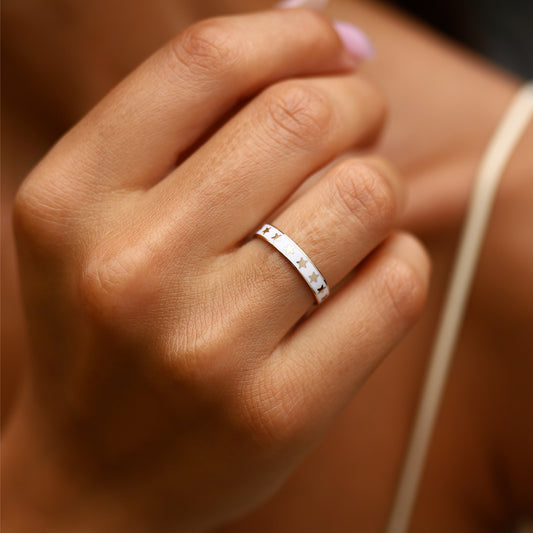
left=2, top=0, right=532, bottom=531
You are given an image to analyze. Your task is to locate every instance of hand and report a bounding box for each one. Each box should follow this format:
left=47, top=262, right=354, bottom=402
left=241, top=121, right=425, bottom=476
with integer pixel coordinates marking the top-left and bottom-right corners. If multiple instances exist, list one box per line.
left=7, top=9, right=429, bottom=532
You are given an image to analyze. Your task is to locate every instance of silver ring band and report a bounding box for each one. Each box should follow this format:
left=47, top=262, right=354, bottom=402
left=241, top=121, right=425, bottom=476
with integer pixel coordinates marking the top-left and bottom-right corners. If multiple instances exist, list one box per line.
left=255, top=224, right=330, bottom=304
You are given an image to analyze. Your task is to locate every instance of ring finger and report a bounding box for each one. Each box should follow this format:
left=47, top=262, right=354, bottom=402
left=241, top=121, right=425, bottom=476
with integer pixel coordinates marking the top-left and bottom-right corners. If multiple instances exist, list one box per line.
left=227, top=156, right=405, bottom=348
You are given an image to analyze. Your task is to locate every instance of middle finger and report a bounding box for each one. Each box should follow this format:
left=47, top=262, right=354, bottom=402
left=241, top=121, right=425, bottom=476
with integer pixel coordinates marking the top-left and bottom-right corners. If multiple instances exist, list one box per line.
left=152, top=73, right=385, bottom=253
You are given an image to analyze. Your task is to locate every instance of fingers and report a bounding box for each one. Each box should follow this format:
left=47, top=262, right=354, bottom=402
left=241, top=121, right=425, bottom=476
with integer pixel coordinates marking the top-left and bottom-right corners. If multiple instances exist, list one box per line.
left=38, top=9, right=359, bottom=193
left=156, top=73, right=385, bottom=252
left=244, top=233, right=430, bottom=444
left=228, top=157, right=404, bottom=346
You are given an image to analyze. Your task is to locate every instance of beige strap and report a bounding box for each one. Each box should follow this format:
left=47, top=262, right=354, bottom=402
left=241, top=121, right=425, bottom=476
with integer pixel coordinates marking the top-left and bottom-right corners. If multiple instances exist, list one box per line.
left=386, top=82, right=533, bottom=533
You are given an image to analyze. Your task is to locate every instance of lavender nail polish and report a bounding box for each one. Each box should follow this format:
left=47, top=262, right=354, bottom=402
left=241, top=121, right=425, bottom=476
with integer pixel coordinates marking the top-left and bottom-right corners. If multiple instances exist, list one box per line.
left=275, top=0, right=329, bottom=9
left=332, top=20, right=375, bottom=60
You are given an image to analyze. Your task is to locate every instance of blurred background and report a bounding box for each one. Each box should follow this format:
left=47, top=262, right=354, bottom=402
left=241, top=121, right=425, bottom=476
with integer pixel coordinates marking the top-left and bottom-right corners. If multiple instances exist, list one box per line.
left=390, top=0, right=533, bottom=77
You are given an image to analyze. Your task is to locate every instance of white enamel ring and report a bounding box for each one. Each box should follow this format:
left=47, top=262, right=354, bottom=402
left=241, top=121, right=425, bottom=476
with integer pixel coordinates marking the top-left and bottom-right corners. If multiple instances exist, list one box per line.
left=255, top=224, right=330, bottom=304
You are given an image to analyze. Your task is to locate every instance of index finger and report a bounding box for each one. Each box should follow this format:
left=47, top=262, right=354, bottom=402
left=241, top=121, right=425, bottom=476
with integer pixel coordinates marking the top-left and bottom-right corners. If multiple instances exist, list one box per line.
left=35, top=9, right=365, bottom=193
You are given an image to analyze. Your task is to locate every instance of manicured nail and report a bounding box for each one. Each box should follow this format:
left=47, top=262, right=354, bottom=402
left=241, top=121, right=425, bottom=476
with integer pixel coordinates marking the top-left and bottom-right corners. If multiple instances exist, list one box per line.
left=332, top=20, right=375, bottom=59
left=275, top=0, right=329, bottom=9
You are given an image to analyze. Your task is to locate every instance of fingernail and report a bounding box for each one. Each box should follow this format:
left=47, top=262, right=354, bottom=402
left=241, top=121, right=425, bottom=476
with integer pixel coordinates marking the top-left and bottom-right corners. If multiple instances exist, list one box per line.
left=275, top=0, right=329, bottom=9
left=332, top=20, right=375, bottom=59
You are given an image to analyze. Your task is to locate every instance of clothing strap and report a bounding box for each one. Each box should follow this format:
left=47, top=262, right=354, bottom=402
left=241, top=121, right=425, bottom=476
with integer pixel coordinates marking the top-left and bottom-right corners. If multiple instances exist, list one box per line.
left=385, top=82, right=533, bottom=533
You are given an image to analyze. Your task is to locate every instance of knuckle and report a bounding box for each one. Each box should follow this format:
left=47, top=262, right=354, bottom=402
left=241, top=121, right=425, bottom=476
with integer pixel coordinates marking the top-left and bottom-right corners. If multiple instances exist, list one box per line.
left=176, top=315, right=234, bottom=383
left=167, top=288, right=252, bottom=388
left=262, top=81, right=334, bottom=148
left=13, top=171, right=76, bottom=248
left=79, top=243, right=156, bottom=325
left=170, top=18, right=241, bottom=77
left=79, top=250, right=128, bottom=323
left=331, top=160, right=398, bottom=232
left=239, top=369, right=309, bottom=448
left=13, top=178, right=42, bottom=235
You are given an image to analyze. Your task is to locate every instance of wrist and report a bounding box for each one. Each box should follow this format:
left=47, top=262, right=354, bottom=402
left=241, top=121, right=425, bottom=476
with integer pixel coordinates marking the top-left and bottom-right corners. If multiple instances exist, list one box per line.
left=2, top=385, right=226, bottom=533
left=2, top=388, right=146, bottom=533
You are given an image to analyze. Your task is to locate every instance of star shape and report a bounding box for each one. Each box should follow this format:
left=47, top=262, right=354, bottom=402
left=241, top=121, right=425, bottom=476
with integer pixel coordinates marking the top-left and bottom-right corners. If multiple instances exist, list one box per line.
left=262, top=227, right=270, bottom=234
left=272, top=233, right=281, bottom=240
left=297, top=257, right=308, bottom=269
left=284, top=245, right=295, bottom=255
left=317, top=284, right=326, bottom=293
left=309, top=272, right=319, bottom=283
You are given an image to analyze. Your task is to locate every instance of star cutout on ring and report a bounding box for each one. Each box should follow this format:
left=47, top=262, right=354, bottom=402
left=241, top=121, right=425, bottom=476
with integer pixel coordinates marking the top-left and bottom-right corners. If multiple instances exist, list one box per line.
left=297, top=257, right=308, bottom=269
left=284, top=245, right=295, bottom=255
